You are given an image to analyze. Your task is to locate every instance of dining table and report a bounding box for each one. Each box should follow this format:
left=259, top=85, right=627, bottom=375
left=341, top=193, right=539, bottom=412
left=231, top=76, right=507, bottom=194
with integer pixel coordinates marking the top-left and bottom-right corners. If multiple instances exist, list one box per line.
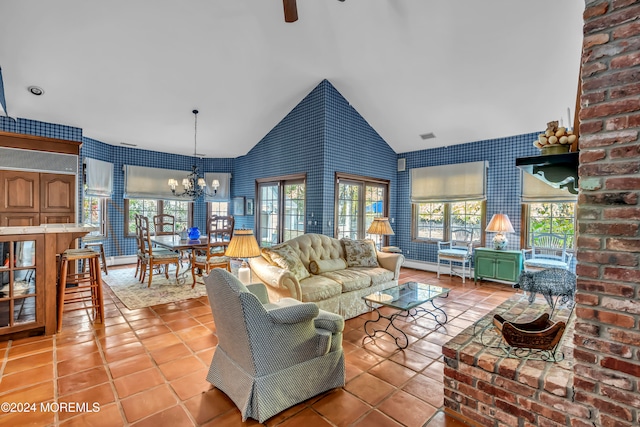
left=149, top=235, right=208, bottom=284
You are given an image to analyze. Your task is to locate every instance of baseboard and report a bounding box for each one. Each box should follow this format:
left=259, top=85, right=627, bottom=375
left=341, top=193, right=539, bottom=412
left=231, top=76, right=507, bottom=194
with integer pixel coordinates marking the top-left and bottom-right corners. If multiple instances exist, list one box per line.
left=107, top=255, right=137, bottom=267
left=402, top=259, right=473, bottom=279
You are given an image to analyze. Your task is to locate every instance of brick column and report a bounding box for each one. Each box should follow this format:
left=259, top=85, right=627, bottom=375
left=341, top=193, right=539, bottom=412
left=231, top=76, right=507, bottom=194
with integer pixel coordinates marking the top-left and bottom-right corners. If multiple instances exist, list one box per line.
left=574, top=1, right=640, bottom=426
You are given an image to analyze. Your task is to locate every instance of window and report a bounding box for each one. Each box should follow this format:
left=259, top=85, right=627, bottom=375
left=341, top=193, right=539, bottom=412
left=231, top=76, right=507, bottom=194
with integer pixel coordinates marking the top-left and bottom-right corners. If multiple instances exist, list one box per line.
left=82, top=196, right=107, bottom=236
left=257, top=175, right=306, bottom=247
left=525, top=202, right=576, bottom=248
left=125, top=199, right=191, bottom=236
left=206, top=201, right=230, bottom=233
left=335, top=174, right=389, bottom=245
left=413, top=200, right=484, bottom=243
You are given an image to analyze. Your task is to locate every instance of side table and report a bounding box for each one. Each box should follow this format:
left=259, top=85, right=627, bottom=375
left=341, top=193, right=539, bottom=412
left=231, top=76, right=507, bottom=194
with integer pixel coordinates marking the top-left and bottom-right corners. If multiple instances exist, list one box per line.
left=474, top=248, right=523, bottom=285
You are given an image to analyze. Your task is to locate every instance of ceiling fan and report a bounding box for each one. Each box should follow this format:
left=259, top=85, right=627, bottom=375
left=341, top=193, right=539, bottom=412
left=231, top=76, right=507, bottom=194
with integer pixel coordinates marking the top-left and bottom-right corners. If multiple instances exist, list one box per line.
left=283, top=0, right=345, bottom=23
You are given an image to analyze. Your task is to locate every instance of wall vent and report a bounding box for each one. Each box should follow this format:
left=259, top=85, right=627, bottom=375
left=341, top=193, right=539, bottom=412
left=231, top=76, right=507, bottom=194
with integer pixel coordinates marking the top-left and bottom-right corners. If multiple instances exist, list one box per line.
left=398, top=158, right=406, bottom=172
left=0, top=147, right=78, bottom=174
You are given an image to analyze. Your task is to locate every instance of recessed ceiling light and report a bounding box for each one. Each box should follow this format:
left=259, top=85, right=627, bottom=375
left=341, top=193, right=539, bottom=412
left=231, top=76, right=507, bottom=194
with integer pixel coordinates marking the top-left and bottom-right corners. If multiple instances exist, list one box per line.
left=27, top=86, right=44, bottom=96
left=420, top=132, right=436, bottom=140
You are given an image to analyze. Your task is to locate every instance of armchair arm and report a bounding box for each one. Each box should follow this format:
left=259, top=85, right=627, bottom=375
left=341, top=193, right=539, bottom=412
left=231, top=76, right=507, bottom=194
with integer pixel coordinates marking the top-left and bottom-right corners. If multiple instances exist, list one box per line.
left=249, top=256, right=303, bottom=300
left=522, top=248, right=532, bottom=260
left=314, top=310, right=345, bottom=333
left=437, top=241, right=452, bottom=250
left=246, top=283, right=269, bottom=304
left=267, top=302, right=319, bottom=324
left=376, top=251, right=405, bottom=280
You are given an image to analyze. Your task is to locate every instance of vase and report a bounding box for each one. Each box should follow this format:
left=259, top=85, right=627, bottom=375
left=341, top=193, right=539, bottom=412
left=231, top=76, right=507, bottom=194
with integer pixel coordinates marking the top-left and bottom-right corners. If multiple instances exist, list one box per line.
left=188, top=227, right=201, bottom=240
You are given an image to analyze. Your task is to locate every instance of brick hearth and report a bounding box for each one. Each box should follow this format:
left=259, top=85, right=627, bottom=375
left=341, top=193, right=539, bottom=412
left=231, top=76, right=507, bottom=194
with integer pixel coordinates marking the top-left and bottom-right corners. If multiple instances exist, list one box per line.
left=442, top=294, right=591, bottom=426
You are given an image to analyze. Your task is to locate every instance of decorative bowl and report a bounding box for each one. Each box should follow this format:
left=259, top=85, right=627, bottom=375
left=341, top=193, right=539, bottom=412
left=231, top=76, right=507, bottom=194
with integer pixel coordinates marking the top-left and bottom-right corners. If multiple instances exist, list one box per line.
left=540, top=144, right=570, bottom=155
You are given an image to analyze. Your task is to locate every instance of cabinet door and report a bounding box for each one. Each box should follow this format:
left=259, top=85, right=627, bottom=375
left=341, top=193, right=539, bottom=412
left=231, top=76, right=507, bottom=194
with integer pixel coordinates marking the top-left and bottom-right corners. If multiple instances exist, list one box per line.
left=1, top=213, right=40, bottom=227
left=40, top=213, right=74, bottom=224
left=475, top=254, right=496, bottom=279
left=495, top=256, right=518, bottom=282
left=0, top=171, right=40, bottom=212
left=40, top=173, right=75, bottom=213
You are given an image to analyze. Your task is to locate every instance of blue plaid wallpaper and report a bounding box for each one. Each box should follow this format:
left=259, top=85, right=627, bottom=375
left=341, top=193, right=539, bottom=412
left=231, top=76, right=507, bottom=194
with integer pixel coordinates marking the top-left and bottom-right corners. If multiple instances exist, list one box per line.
left=396, top=134, right=540, bottom=263
left=1, top=81, right=542, bottom=266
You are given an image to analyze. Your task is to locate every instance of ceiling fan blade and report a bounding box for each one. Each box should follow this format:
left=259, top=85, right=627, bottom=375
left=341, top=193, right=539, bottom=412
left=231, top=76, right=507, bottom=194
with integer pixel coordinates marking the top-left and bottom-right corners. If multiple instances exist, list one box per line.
left=283, top=0, right=298, bottom=22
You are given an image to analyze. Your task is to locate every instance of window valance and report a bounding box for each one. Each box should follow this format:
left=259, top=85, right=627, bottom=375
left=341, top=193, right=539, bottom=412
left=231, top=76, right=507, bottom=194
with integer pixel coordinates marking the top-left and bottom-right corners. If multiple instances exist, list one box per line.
left=521, top=172, right=578, bottom=203
left=123, top=165, right=192, bottom=201
left=84, top=157, right=114, bottom=197
left=410, top=161, right=488, bottom=203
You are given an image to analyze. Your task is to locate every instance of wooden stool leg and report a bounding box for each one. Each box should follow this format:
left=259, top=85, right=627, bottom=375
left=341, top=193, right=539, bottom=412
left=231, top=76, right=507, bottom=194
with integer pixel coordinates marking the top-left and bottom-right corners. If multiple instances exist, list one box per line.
left=57, top=257, right=69, bottom=333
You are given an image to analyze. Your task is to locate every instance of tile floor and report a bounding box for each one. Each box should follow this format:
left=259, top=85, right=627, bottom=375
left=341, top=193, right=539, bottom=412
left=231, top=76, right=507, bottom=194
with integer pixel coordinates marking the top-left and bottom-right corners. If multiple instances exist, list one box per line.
left=0, top=267, right=518, bottom=426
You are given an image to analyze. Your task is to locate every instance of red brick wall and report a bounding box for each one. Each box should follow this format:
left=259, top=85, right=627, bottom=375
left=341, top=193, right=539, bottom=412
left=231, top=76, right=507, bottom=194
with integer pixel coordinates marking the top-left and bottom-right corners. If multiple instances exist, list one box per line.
left=575, top=0, right=640, bottom=425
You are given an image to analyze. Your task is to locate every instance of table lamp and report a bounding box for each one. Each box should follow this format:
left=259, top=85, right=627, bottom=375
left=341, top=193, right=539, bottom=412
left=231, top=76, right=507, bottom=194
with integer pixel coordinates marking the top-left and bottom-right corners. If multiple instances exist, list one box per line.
left=225, top=229, right=261, bottom=283
left=367, top=217, right=395, bottom=250
left=486, top=213, right=515, bottom=250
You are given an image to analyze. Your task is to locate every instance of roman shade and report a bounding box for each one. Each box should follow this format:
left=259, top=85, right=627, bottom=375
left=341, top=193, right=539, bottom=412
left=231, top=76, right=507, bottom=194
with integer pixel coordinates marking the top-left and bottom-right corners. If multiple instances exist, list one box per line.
left=123, top=165, right=190, bottom=201
left=520, top=172, right=578, bottom=203
left=410, top=161, right=488, bottom=203
left=204, top=172, right=231, bottom=201
left=84, top=157, right=114, bottom=197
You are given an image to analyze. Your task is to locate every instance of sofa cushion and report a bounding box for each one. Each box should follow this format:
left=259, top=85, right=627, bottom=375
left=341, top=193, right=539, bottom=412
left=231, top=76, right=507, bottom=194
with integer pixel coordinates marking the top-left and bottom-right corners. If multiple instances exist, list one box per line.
left=309, top=258, right=347, bottom=275
left=298, top=275, right=342, bottom=302
left=321, top=269, right=372, bottom=292
left=341, top=239, right=379, bottom=268
left=266, top=245, right=310, bottom=281
left=348, top=267, right=394, bottom=286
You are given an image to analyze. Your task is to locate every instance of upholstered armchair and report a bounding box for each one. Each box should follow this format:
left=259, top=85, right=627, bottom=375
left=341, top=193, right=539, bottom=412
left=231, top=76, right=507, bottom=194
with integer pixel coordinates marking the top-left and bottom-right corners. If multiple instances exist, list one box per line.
left=204, top=269, right=345, bottom=423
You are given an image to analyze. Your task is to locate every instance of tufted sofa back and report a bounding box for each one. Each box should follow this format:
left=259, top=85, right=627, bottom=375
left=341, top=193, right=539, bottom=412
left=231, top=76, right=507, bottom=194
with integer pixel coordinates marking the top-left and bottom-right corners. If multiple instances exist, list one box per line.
left=282, top=234, right=345, bottom=269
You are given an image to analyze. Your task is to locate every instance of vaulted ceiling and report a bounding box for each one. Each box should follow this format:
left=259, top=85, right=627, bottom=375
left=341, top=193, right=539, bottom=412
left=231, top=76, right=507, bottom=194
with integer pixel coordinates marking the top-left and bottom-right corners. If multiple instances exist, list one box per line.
left=0, top=1, right=584, bottom=158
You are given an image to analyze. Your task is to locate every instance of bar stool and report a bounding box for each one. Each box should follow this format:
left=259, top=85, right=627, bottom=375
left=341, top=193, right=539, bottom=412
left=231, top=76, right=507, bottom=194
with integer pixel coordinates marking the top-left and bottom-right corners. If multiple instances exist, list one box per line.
left=83, top=237, right=108, bottom=275
left=57, top=248, right=104, bottom=333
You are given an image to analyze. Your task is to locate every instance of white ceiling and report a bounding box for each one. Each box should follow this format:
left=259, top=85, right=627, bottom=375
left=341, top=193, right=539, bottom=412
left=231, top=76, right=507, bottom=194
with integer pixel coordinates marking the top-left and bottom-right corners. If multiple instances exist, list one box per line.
left=0, top=0, right=585, bottom=158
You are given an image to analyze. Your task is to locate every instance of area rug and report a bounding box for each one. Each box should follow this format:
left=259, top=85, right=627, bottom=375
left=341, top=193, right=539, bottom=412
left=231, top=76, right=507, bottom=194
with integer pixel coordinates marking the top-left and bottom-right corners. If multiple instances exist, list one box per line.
left=102, top=267, right=208, bottom=310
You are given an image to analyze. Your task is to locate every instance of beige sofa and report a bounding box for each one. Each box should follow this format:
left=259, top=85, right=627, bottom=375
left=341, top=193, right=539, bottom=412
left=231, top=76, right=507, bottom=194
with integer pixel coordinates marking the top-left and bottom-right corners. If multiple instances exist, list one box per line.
left=249, top=233, right=404, bottom=319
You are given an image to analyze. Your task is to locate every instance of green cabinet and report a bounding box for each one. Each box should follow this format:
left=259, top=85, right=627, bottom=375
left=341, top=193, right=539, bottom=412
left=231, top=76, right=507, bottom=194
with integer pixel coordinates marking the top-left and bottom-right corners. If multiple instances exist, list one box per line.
left=474, top=248, right=523, bottom=284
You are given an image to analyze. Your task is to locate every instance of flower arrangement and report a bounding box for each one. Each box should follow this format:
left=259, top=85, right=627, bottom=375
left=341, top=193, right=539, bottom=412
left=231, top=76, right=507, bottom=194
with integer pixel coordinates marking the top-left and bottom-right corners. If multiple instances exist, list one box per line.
left=533, top=121, right=577, bottom=152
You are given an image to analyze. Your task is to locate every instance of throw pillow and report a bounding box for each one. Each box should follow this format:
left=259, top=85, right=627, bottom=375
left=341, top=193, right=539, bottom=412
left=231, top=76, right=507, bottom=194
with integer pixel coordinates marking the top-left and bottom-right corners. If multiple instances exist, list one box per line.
left=308, top=258, right=347, bottom=275
left=268, top=245, right=310, bottom=281
left=341, top=238, right=379, bottom=268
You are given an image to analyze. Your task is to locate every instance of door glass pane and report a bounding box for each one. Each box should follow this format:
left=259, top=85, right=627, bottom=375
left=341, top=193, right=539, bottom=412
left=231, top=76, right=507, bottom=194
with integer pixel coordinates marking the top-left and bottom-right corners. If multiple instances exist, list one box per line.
left=337, top=182, right=361, bottom=240
left=13, top=296, right=36, bottom=324
left=365, top=185, right=386, bottom=245
left=283, top=183, right=305, bottom=241
left=259, top=184, right=279, bottom=247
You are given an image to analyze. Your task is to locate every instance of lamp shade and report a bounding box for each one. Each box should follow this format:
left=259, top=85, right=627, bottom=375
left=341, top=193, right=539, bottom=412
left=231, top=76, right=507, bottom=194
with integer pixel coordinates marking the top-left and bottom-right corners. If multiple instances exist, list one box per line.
left=367, top=217, right=395, bottom=236
left=225, top=229, right=261, bottom=259
left=486, top=213, right=515, bottom=233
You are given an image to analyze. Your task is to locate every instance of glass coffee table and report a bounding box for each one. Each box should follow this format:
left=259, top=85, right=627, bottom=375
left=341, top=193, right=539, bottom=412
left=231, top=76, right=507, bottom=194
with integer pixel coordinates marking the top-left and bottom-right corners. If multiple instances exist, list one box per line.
left=362, top=282, right=450, bottom=349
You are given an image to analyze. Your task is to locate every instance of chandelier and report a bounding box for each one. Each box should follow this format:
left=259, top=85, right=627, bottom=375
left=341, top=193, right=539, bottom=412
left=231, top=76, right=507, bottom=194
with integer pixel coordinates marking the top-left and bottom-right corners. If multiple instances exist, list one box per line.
left=168, top=110, right=219, bottom=199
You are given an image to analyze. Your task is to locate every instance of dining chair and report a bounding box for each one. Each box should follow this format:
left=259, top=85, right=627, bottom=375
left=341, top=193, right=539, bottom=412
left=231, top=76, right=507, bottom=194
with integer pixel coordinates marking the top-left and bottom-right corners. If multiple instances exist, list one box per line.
left=191, top=215, right=234, bottom=287
left=153, top=214, right=176, bottom=236
left=139, top=216, right=181, bottom=287
left=437, top=228, right=474, bottom=283
left=522, top=232, right=573, bottom=271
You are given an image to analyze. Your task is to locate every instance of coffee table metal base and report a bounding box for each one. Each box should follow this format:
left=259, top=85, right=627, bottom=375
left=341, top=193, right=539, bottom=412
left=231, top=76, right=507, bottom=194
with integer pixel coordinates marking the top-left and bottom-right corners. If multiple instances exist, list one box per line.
left=363, top=297, right=448, bottom=349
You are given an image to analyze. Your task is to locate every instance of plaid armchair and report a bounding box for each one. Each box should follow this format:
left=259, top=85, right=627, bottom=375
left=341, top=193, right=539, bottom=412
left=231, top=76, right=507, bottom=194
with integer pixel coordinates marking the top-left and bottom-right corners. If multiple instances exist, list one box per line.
left=204, top=269, right=345, bottom=423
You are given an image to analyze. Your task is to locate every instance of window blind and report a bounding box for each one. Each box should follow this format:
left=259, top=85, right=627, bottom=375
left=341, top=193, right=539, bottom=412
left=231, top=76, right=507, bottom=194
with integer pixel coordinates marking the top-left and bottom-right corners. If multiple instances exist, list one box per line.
left=521, top=172, right=578, bottom=203
left=84, top=157, right=113, bottom=197
left=204, top=172, right=231, bottom=201
left=410, top=161, right=488, bottom=203
left=123, top=165, right=191, bottom=201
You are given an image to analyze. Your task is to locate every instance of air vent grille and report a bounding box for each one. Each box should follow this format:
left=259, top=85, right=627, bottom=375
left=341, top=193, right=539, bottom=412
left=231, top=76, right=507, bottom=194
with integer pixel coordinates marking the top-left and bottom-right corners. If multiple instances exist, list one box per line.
left=0, top=147, right=77, bottom=174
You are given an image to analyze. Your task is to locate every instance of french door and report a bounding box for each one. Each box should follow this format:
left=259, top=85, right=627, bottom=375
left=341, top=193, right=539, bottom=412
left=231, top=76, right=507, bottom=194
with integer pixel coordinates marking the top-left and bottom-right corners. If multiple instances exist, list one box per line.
left=257, top=175, right=305, bottom=247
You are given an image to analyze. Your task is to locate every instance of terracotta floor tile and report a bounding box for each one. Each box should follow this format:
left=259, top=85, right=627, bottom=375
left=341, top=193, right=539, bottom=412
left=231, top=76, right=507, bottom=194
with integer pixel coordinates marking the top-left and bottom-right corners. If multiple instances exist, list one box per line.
left=368, top=359, right=418, bottom=387
left=184, top=333, right=218, bottom=352
left=0, top=363, right=53, bottom=393
left=275, top=407, right=334, bottom=427
left=55, top=331, right=96, bottom=347
left=344, top=347, right=385, bottom=372
left=195, top=348, right=215, bottom=366
left=6, top=338, right=53, bottom=359
left=57, top=351, right=104, bottom=377
left=108, top=353, right=155, bottom=379
left=377, top=389, right=437, bottom=427
left=58, top=402, right=124, bottom=427
left=134, top=324, right=171, bottom=340
left=57, top=382, right=116, bottom=421
left=169, top=367, right=211, bottom=400
left=0, top=381, right=55, bottom=404
left=58, top=366, right=110, bottom=396
left=389, top=348, right=435, bottom=372
left=130, top=405, right=193, bottom=427
left=203, top=408, right=262, bottom=426
left=99, top=330, right=140, bottom=348
left=402, top=373, right=445, bottom=408
left=351, top=409, right=404, bottom=427
left=183, top=387, right=237, bottom=425
left=344, top=372, right=395, bottom=406
left=149, top=342, right=192, bottom=365
left=166, top=317, right=200, bottom=331
left=57, top=339, right=100, bottom=362
left=410, top=338, right=444, bottom=360
left=421, top=360, right=445, bottom=383
left=0, top=402, right=56, bottom=426
left=141, top=332, right=182, bottom=351
left=159, top=355, right=206, bottom=381
left=3, top=349, right=53, bottom=374
left=160, top=310, right=193, bottom=323
left=423, top=410, right=472, bottom=427
left=114, top=367, right=165, bottom=399
left=102, top=341, right=146, bottom=363
left=120, top=384, right=178, bottom=423
left=312, top=388, right=371, bottom=427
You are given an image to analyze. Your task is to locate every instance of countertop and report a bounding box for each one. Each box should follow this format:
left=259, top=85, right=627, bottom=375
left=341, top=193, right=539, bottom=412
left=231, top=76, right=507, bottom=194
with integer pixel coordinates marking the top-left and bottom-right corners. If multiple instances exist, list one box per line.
left=0, top=224, right=99, bottom=235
